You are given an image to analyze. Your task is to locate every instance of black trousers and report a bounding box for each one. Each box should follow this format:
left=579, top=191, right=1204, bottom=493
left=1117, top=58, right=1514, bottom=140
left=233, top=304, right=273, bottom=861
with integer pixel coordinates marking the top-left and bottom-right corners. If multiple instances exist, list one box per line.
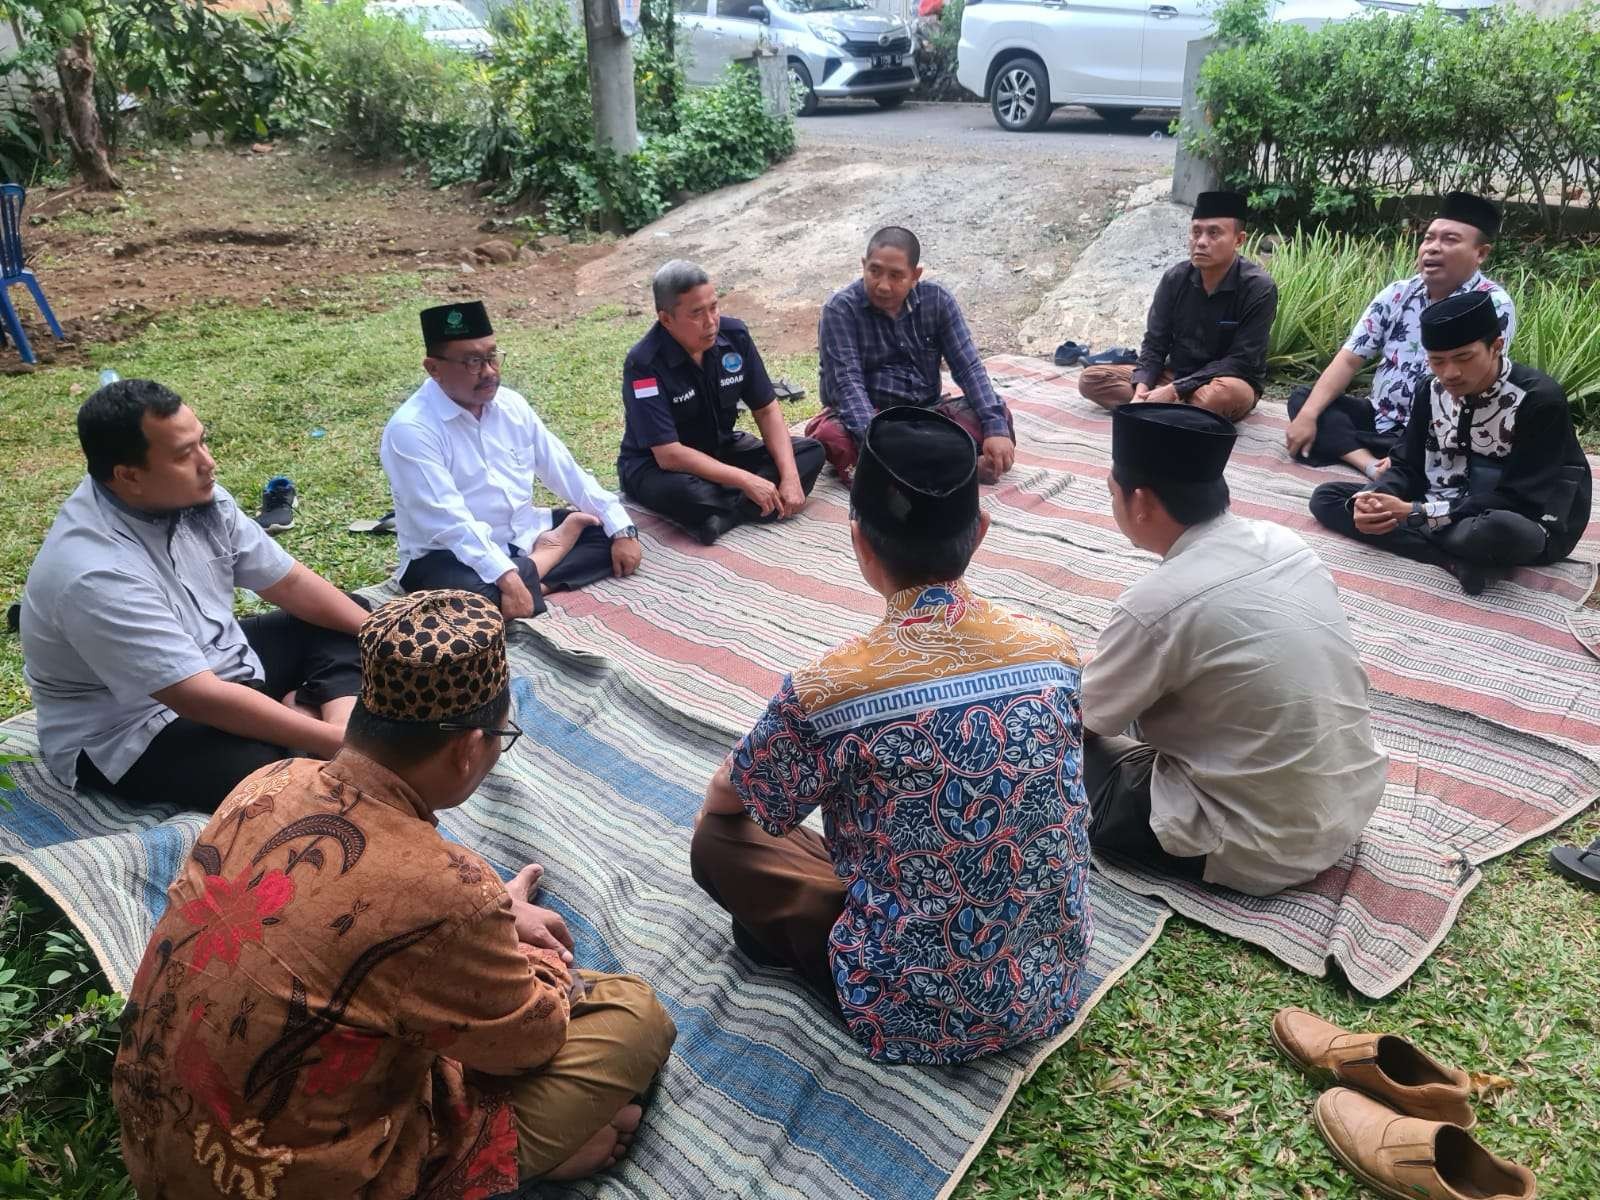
left=398, top=509, right=614, bottom=617
left=620, top=433, right=826, bottom=541
left=1287, top=386, right=1399, bottom=466
left=76, top=602, right=366, bottom=813
left=1309, top=480, right=1553, bottom=569
left=1081, top=733, right=1207, bottom=880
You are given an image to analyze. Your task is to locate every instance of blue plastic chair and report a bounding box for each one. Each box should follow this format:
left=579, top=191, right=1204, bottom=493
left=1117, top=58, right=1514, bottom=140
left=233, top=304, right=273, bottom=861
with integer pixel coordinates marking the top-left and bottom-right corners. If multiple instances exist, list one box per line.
left=1, top=183, right=66, bottom=365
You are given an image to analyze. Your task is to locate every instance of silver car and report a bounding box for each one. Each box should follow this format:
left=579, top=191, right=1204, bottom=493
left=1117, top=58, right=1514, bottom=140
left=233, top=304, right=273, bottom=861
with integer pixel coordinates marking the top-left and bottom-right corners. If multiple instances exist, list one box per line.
left=676, top=0, right=917, bottom=115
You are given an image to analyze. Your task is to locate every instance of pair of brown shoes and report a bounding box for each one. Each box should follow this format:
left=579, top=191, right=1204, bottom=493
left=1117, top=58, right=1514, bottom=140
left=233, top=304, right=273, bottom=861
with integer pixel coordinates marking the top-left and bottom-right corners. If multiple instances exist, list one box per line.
left=1271, top=1008, right=1536, bottom=1200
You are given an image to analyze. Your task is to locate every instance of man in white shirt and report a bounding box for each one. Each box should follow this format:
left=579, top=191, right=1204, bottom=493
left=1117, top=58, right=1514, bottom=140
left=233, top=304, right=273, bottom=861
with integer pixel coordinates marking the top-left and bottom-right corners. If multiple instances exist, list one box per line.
left=382, top=301, right=643, bottom=620
left=1081, top=403, right=1388, bottom=896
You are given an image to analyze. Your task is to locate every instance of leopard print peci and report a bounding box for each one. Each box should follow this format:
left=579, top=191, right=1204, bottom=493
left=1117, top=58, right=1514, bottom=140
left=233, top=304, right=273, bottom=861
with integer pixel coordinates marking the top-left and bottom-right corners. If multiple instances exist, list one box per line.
left=357, top=590, right=509, bottom=721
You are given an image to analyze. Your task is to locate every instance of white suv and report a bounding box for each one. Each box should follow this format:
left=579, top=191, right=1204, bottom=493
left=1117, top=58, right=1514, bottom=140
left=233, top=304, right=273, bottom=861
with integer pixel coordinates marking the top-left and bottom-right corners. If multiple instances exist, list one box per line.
left=956, top=0, right=1492, bottom=132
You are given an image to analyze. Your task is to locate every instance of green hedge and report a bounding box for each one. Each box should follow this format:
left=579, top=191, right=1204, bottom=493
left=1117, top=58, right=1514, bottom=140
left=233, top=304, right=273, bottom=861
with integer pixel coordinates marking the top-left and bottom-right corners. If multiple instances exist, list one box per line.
left=1190, top=0, right=1600, bottom=238
left=1261, top=230, right=1600, bottom=425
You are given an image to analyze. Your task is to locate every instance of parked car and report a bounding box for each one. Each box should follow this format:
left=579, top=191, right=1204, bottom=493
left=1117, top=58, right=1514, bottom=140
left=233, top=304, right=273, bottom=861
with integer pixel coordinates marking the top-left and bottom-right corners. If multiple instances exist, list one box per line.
left=675, top=0, right=918, bottom=115
left=956, top=0, right=1495, bottom=132
left=369, top=0, right=495, bottom=56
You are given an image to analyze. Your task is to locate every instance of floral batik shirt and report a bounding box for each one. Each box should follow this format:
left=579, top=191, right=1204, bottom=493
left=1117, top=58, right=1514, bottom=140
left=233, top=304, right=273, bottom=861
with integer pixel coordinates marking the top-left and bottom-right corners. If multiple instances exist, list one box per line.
left=731, top=581, right=1093, bottom=1066
left=112, top=753, right=573, bottom=1200
left=1342, top=271, right=1515, bottom=433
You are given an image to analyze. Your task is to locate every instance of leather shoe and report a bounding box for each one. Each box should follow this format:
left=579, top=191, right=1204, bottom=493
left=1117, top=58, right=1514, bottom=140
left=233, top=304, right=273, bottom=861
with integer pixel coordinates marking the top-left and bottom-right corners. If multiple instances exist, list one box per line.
left=1314, top=1088, right=1534, bottom=1200
left=1272, top=1008, right=1474, bottom=1128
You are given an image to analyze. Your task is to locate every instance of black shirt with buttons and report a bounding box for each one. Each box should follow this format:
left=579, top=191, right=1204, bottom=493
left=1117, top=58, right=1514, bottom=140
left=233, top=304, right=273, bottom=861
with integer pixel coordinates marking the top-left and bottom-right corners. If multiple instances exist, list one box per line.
left=618, top=317, right=776, bottom=477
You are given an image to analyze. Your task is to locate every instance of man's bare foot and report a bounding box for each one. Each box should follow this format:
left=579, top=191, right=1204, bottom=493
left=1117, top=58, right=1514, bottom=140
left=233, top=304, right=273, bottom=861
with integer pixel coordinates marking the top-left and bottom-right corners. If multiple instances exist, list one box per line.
left=507, top=862, right=545, bottom=903
left=542, top=1103, right=643, bottom=1180
left=532, top=512, right=602, bottom=574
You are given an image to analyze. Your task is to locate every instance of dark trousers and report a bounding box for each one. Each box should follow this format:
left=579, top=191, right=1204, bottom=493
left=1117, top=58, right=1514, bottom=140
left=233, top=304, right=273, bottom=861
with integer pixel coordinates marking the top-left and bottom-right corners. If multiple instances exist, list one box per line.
left=690, top=812, right=845, bottom=1013
left=1287, top=386, right=1399, bottom=466
left=398, top=509, right=614, bottom=617
left=1309, top=480, right=1552, bottom=569
left=1081, top=733, right=1207, bottom=880
left=620, top=433, right=826, bottom=542
left=76, top=603, right=365, bottom=813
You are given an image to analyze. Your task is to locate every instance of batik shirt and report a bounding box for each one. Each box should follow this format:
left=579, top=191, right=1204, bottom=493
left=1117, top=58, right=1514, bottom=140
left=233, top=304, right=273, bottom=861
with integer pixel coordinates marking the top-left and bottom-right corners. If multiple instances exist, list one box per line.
left=112, top=754, right=573, bottom=1200
left=1341, top=271, right=1515, bottom=433
left=731, top=581, right=1093, bottom=1066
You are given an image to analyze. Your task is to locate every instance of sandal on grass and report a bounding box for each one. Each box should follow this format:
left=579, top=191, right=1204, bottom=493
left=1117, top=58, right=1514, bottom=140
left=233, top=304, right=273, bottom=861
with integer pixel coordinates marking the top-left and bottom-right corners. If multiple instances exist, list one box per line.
left=773, top=378, right=806, bottom=402
left=1549, top=837, right=1600, bottom=892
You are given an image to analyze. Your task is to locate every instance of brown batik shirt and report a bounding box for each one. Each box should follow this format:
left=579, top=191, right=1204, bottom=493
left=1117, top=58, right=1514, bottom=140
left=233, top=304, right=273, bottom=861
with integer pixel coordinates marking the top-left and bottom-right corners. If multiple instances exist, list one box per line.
left=112, top=752, right=572, bottom=1200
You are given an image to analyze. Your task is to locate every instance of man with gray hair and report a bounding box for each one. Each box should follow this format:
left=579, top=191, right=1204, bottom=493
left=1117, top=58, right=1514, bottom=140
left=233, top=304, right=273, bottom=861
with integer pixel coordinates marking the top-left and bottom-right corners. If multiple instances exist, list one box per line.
left=619, top=261, right=824, bottom=545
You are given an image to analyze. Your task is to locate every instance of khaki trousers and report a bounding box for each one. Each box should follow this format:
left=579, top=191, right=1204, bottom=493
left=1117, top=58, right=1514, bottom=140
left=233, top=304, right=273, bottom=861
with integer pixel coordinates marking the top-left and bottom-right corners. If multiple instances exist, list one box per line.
left=689, top=813, right=846, bottom=1012
left=509, top=971, right=677, bottom=1179
left=1077, top=364, right=1258, bottom=422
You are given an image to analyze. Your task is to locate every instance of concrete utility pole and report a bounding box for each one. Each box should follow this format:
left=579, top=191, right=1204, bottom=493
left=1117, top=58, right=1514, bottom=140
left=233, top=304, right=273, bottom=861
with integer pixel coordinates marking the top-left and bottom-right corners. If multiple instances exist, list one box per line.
left=1172, top=36, right=1220, bottom=207
left=582, top=0, right=639, bottom=156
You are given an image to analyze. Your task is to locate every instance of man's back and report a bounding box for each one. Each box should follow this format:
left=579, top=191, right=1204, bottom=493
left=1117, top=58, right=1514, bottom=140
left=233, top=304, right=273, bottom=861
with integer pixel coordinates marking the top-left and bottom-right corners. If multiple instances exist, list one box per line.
left=1084, top=515, right=1388, bottom=894
left=733, top=581, right=1093, bottom=1064
left=112, top=754, right=569, bottom=1200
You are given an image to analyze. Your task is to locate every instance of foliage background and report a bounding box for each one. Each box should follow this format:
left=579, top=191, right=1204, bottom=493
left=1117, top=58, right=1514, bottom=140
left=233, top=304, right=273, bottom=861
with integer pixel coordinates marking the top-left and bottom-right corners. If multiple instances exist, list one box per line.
left=1, top=0, right=794, bottom=231
left=1189, top=0, right=1600, bottom=238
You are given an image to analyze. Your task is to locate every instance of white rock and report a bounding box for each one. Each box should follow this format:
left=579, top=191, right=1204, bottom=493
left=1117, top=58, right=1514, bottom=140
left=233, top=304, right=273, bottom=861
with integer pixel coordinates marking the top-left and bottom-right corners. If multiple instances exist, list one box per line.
left=1018, top=201, right=1190, bottom=354
left=1125, top=176, right=1175, bottom=211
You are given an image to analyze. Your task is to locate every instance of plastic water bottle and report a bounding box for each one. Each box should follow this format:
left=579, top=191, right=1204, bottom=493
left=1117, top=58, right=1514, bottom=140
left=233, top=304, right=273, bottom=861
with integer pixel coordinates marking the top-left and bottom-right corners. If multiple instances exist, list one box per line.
left=98, top=368, right=120, bottom=385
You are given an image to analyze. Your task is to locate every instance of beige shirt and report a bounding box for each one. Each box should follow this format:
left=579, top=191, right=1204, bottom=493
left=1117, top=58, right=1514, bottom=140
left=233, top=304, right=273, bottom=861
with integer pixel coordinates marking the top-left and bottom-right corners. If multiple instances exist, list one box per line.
left=1082, top=514, right=1388, bottom=895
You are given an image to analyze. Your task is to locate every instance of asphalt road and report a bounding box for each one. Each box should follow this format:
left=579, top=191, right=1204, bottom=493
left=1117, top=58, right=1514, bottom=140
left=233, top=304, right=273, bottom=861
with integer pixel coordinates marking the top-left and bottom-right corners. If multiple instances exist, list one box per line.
left=796, top=99, right=1177, bottom=163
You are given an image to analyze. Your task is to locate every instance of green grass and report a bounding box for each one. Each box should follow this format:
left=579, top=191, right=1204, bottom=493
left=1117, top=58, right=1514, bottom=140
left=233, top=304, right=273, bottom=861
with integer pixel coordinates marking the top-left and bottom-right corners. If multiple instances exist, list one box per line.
left=1, top=292, right=1598, bottom=1198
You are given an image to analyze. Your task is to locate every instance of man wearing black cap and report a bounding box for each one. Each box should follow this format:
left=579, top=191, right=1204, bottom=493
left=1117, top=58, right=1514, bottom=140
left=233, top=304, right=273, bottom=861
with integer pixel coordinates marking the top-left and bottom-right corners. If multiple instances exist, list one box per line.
left=382, top=301, right=642, bottom=621
left=1309, top=291, right=1591, bottom=594
left=619, top=261, right=825, bottom=545
left=1083, top=404, right=1387, bottom=896
left=1286, top=192, right=1516, bottom=479
left=690, top=407, right=1094, bottom=1065
left=1079, top=191, right=1277, bottom=423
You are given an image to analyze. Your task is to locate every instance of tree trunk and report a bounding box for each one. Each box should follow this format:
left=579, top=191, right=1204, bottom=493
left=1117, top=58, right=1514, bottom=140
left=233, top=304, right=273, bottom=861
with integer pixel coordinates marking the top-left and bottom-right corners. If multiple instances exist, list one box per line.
left=54, top=33, right=122, bottom=191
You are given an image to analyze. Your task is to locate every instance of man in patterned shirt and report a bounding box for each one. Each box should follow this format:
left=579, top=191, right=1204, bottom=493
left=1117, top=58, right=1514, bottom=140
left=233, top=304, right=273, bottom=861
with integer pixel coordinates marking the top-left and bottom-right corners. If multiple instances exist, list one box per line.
left=810, top=226, right=1017, bottom=487
left=1286, top=193, right=1515, bottom=479
left=690, top=407, right=1092, bottom=1066
left=113, top=591, right=676, bottom=1198
left=1310, top=291, right=1590, bottom=595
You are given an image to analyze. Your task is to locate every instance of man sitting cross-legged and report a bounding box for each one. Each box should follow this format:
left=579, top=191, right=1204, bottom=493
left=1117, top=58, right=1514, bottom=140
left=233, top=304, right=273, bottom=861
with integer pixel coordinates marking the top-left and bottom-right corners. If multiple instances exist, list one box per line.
left=1285, top=191, right=1515, bottom=479
left=1079, top=191, right=1277, bottom=423
left=1310, top=291, right=1591, bottom=596
left=690, top=407, right=1093, bottom=1065
left=618, top=260, right=825, bottom=546
left=382, top=300, right=642, bottom=621
left=1083, top=404, right=1388, bottom=896
left=811, top=225, right=1016, bottom=486
left=21, top=379, right=369, bottom=813
left=112, top=590, right=677, bottom=1197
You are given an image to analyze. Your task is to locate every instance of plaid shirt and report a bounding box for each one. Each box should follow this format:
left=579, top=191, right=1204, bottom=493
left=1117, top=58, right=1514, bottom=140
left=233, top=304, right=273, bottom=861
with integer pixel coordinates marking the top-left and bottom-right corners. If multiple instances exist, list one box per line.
left=818, top=278, right=1008, bottom=444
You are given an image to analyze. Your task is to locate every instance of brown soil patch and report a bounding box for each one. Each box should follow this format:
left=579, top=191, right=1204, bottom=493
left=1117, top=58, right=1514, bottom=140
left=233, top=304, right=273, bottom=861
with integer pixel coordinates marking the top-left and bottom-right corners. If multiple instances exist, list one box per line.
left=6, top=143, right=613, bottom=371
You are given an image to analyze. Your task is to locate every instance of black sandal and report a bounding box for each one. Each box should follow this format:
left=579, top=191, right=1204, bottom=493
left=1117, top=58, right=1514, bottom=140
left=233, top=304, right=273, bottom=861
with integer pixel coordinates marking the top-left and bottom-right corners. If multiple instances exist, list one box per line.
left=1549, top=837, right=1600, bottom=892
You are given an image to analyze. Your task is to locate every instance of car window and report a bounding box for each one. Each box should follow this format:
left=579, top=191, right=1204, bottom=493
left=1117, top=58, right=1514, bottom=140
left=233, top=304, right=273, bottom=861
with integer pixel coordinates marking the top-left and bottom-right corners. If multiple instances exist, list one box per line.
left=676, top=0, right=708, bottom=12
left=717, top=0, right=763, bottom=18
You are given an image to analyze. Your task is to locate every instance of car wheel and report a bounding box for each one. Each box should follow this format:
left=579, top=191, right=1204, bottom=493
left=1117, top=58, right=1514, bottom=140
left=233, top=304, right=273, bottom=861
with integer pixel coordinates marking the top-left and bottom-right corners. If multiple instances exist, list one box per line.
left=1090, top=105, right=1140, bottom=126
left=874, top=94, right=907, bottom=110
left=788, top=60, right=820, bottom=117
left=991, top=57, right=1050, bottom=132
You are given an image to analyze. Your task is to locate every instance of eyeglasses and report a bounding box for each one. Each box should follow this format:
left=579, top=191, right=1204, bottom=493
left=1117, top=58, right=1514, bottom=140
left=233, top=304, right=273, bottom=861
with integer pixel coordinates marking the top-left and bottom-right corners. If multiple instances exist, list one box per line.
left=437, top=718, right=522, bottom=753
left=437, top=350, right=503, bottom=374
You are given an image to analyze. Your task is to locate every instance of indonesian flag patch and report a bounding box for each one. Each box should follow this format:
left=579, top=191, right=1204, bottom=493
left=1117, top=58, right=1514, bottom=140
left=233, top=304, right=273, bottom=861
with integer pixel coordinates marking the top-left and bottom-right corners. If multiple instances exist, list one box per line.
left=632, top=377, right=660, bottom=398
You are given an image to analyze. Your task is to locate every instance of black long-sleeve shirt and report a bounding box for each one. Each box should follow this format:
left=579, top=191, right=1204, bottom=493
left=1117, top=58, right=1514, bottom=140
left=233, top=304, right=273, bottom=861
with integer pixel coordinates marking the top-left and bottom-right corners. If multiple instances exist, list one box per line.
left=1373, top=359, right=1592, bottom=558
left=1133, top=256, right=1278, bottom=396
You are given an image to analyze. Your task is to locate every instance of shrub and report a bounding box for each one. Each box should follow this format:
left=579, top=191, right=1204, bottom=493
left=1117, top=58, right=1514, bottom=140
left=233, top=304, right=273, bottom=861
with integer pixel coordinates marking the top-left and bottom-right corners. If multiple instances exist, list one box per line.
left=100, top=0, right=315, bottom=142
left=296, top=0, right=486, bottom=167
left=915, top=0, right=966, bottom=100
left=1260, top=230, right=1600, bottom=416
left=1190, top=0, right=1600, bottom=238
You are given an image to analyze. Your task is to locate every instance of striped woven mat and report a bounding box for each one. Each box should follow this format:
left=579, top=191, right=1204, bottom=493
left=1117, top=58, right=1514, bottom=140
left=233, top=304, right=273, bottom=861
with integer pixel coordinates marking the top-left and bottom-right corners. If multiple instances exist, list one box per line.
left=532, top=356, right=1600, bottom=999
left=0, top=630, right=1168, bottom=1200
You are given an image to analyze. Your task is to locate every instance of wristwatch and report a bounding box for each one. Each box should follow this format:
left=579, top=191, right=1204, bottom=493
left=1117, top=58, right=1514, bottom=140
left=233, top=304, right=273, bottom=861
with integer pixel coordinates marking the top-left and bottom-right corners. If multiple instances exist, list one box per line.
left=1404, top=503, right=1427, bottom=530
left=612, top=524, right=639, bottom=541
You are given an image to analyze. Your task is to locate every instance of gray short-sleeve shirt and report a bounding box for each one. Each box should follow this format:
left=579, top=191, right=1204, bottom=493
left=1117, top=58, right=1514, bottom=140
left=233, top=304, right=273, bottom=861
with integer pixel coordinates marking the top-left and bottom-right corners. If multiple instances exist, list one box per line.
left=21, top=479, right=295, bottom=787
